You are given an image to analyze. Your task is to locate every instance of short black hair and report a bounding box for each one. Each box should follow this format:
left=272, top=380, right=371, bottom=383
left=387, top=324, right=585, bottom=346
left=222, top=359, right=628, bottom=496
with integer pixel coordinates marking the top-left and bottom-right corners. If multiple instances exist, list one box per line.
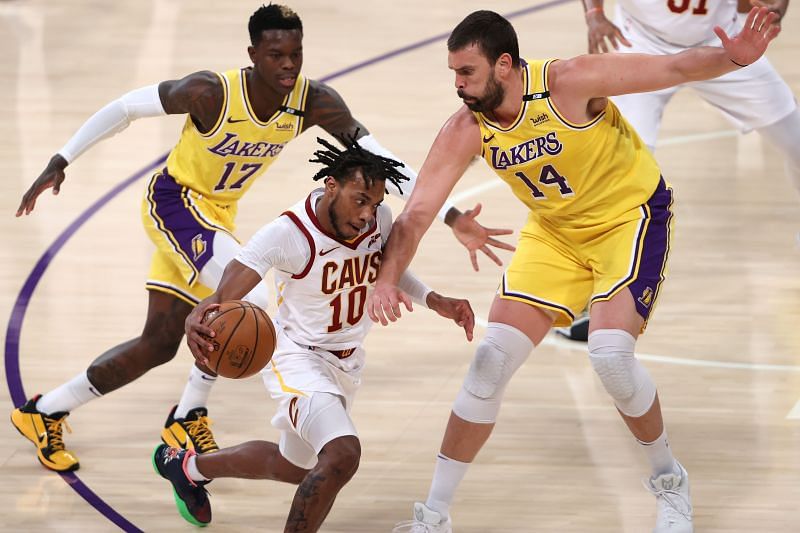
left=249, top=4, right=303, bottom=45
left=447, top=10, right=520, bottom=67
left=309, top=132, right=409, bottom=195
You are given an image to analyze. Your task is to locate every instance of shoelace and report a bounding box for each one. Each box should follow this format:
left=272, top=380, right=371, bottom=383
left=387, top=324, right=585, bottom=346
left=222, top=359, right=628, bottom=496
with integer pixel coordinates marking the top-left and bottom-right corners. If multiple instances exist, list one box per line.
left=185, top=416, right=217, bottom=452
left=644, top=480, right=693, bottom=522
left=44, top=415, right=72, bottom=450
left=392, top=520, right=440, bottom=533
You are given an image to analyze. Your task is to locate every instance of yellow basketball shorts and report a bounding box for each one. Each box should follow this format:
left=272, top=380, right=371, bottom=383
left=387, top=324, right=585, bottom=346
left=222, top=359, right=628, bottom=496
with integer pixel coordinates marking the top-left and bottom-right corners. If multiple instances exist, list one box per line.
left=141, top=169, right=237, bottom=305
left=500, top=177, right=674, bottom=329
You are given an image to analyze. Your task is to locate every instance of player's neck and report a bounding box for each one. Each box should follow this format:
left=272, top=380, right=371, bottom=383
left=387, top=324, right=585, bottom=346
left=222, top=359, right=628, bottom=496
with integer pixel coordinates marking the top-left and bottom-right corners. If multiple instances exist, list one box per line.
left=314, top=196, right=336, bottom=235
left=245, top=68, right=287, bottom=121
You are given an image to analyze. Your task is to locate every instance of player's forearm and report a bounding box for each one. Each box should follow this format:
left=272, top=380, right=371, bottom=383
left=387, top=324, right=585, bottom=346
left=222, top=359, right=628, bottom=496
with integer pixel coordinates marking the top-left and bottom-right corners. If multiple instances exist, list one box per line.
left=671, top=46, right=742, bottom=83
left=214, top=260, right=263, bottom=302
left=583, top=0, right=604, bottom=13
left=378, top=211, right=431, bottom=285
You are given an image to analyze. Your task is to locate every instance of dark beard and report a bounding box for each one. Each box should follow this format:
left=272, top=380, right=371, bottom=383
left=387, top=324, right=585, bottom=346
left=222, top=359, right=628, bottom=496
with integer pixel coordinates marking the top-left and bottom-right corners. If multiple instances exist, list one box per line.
left=459, top=75, right=505, bottom=113
left=327, top=196, right=351, bottom=240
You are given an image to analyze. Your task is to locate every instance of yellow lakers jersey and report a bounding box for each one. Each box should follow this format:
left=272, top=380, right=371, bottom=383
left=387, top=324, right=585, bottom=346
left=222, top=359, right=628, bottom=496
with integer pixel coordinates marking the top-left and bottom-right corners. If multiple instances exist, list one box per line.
left=475, top=59, right=661, bottom=226
left=166, top=67, right=309, bottom=205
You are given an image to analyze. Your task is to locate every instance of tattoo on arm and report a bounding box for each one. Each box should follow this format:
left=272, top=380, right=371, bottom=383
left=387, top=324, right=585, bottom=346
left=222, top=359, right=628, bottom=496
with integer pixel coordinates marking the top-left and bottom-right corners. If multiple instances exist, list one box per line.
left=303, top=80, right=369, bottom=139
left=159, top=71, right=224, bottom=134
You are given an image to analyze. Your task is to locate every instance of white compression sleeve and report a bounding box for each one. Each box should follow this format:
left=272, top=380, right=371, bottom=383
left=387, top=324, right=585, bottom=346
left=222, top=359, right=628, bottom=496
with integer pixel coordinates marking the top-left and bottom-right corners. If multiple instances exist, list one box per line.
left=397, top=269, right=433, bottom=308
left=357, top=134, right=456, bottom=221
left=58, top=84, right=166, bottom=163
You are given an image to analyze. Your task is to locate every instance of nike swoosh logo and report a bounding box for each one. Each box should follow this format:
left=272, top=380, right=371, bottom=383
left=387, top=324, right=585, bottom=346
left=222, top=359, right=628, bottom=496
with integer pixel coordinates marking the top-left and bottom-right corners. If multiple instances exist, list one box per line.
left=320, top=247, right=340, bottom=256
left=36, top=432, right=46, bottom=445
left=482, top=133, right=495, bottom=143
left=227, top=117, right=248, bottom=124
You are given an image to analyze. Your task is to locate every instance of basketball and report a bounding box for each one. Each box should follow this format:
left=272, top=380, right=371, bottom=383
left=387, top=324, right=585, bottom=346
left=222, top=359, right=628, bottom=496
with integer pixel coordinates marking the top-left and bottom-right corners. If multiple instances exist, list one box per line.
left=202, top=300, right=277, bottom=379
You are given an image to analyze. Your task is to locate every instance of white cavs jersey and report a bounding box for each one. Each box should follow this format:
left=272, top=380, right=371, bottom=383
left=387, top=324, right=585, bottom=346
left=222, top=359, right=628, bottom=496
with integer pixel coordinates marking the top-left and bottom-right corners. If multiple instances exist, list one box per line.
left=236, top=188, right=390, bottom=374
left=617, top=0, right=739, bottom=47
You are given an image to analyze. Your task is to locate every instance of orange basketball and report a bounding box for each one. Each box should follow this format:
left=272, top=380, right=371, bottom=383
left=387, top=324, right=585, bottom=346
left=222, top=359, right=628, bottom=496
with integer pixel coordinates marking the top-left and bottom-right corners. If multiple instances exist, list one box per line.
left=202, top=300, right=276, bottom=379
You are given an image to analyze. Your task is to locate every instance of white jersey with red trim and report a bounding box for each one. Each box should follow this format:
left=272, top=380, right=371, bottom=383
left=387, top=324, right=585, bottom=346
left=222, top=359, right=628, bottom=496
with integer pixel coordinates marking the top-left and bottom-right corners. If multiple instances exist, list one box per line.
left=616, top=0, right=739, bottom=47
left=235, top=188, right=390, bottom=373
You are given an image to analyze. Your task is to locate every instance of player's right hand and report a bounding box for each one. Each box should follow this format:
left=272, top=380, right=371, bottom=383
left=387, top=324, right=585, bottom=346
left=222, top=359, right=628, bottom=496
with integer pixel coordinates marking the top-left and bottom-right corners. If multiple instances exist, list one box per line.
left=367, top=281, right=412, bottom=326
left=586, top=11, right=631, bottom=54
left=16, top=155, right=68, bottom=217
left=185, top=301, right=220, bottom=365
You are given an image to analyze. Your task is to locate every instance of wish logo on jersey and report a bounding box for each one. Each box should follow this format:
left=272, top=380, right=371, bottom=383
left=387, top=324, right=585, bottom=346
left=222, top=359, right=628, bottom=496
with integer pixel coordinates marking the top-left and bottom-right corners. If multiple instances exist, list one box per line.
left=489, top=131, right=563, bottom=170
left=207, top=132, right=287, bottom=158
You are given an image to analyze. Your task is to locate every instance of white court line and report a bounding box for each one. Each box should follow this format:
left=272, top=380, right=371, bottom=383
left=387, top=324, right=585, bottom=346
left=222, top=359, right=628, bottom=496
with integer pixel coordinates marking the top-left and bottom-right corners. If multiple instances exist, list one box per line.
left=451, top=129, right=800, bottom=418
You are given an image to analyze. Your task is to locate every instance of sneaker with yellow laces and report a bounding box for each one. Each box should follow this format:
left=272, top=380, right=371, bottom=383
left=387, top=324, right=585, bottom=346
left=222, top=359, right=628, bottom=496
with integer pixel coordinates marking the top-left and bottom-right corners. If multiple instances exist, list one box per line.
left=161, top=406, right=219, bottom=454
left=10, top=394, right=80, bottom=472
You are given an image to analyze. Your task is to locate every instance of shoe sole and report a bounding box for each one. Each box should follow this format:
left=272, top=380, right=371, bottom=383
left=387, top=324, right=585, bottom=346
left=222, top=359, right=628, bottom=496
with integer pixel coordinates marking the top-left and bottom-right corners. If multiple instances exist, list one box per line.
left=151, top=445, right=209, bottom=527
left=10, top=412, right=80, bottom=472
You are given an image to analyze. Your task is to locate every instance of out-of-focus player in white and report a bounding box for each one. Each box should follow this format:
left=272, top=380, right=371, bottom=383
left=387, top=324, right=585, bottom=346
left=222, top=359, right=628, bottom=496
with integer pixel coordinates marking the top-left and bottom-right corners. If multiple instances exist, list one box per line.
left=152, top=135, right=475, bottom=532
left=582, top=0, right=798, bottom=190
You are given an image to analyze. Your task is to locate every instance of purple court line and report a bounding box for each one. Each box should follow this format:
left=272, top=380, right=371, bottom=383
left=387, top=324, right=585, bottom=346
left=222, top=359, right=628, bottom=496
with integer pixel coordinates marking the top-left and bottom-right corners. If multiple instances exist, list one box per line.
left=3, top=1, right=569, bottom=531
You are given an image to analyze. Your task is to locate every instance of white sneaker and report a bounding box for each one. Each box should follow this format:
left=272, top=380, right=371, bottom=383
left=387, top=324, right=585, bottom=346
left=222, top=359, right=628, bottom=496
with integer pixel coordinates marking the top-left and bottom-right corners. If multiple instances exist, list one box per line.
left=645, top=461, right=694, bottom=533
left=392, top=502, right=453, bottom=533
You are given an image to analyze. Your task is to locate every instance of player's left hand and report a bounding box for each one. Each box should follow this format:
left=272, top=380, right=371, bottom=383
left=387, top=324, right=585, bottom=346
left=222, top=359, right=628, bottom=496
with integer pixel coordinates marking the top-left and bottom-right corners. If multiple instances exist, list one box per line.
left=715, top=6, right=781, bottom=66
left=451, top=203, right=515, bottom=272
left=749, top=0, right=786, bottom=35
left=426, top=292, right=475, bottom=341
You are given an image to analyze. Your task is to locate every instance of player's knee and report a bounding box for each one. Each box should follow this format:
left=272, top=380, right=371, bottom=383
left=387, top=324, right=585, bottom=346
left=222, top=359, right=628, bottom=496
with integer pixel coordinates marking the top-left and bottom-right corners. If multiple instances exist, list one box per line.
left=317, top=436, right=361, bottom=483
left=588, top=329, right=656, bottom=417
left=452, top=323, right=534, bottom=424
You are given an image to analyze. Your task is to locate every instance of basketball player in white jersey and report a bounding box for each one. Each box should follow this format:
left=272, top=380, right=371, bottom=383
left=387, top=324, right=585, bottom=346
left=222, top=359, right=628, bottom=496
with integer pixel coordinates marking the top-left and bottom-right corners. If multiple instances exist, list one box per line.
left=153, top=136, right=474, bottom=531
left=582, top=0, right=798, bottom=196
left=11, top=5, right=510, bottom=473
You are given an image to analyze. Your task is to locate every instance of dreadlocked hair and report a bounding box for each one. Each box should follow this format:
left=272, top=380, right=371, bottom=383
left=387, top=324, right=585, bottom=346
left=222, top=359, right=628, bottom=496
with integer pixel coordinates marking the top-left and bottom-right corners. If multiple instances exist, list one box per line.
left=249, top=4, right=303, bottom=45
left=309, top=131, right=409, bottom=195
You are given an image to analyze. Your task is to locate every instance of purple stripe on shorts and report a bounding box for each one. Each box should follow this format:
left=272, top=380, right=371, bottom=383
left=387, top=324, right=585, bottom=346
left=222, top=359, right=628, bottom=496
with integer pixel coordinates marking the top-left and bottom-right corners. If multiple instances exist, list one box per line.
left=149, top=171, right=216, bottom=282
left=627, top=178, right=674, bottom=321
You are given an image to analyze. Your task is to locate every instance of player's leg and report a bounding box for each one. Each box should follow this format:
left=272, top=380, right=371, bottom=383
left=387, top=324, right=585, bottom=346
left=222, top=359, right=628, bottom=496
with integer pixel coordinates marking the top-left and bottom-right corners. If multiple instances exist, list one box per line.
left=12, top=289, right=190, bottom=471
left=588, top=178, right=692, bottom=532
left=162, top=230, right=271, bottom=453
left=691, top=57, right=799, bottom=204
left=395, top=223, right=591, bottom=532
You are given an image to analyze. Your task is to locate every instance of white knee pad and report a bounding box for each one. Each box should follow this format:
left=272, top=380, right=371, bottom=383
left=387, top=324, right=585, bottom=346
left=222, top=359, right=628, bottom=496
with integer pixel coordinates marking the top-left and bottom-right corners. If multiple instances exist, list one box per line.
left=198, top=232, right=270, bottom=309
left=588, top=329, right=656, bottom=418
left=452, top=323, right=534, bottom=424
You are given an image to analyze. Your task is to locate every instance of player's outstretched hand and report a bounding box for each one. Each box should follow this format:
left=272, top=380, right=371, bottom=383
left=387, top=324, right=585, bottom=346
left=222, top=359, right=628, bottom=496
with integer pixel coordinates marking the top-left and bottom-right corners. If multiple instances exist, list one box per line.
left=715, top=6, right=780, bottom=66
left=367, top=281, right=413, bottom=326
left=451, top=203, right=515, bottom=272
left=426, top=292, right=475, bottom=341
left=16, top=155, right=68, bottom=217
left=185, top=301, right=220, bottom=366
left=585, top=10, right=631, bottom=54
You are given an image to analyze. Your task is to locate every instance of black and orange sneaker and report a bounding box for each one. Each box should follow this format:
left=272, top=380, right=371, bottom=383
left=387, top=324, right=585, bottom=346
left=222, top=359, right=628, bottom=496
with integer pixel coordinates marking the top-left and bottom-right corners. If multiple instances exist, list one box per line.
left=152, top=444, right=212, bottom=526
left=161, top=405, right=219, bottom=454
left=11, top=394, right=79, bottom=472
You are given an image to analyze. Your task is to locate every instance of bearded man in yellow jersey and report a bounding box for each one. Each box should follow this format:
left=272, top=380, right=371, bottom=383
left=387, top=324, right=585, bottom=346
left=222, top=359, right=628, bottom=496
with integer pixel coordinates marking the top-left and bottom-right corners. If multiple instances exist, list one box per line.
left=370, top=8, right=780, bottom=533
left=11, top=4, right=513, bottom=474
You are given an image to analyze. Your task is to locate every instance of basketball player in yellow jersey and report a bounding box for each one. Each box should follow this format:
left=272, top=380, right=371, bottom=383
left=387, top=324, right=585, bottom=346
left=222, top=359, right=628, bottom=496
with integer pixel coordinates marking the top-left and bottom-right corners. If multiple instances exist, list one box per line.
left=11, top=4, right=512, bottom=474
left=369, top=8, right=780, bottom=533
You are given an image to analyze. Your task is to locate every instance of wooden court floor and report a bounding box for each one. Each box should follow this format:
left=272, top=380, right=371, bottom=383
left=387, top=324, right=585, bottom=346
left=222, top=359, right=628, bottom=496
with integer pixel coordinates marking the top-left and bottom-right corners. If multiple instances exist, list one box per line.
left=1, top=1, right=799, bottom=531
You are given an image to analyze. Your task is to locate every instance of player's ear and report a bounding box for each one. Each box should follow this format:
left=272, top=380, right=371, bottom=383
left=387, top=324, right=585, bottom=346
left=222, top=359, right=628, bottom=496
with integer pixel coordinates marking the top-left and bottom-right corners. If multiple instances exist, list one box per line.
left=324, top=176, right=338, bottom=193
left=496, top=53, right=513, bottom=78
left=247, top=45, right=257, bottom=63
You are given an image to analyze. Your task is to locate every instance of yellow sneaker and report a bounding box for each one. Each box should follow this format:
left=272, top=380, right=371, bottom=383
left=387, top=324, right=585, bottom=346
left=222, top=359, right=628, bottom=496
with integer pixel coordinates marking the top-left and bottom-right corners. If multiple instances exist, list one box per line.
left=161, top=406, right=219, bottom=454
left=11, top=395, right=80, bottom=472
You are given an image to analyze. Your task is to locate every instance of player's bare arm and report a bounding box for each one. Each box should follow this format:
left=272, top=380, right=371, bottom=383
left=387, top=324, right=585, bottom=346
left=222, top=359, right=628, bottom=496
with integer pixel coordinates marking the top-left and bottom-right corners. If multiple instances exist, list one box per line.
left=551, top=7, right=780, bottom=124
left=16, top=70, right=223, bottom=217
left=158, top=70, right=225, bottom=134
left=303, top=79, right=369, bottom=138
left=185, top=259, right=262, bottom=364
left=582, top=0, right=631, bottom=53
left=368, top=107, right=481, bottom=326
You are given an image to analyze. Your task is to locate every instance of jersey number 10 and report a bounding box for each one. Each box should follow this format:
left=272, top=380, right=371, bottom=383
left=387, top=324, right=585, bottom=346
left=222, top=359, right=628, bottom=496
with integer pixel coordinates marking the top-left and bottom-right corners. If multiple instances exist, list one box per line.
left=328, top=286, right=368, bottom=332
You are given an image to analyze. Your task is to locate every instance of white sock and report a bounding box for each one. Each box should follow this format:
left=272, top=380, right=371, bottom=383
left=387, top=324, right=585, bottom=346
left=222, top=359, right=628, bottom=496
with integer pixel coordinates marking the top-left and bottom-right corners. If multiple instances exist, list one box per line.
left=638, top=428, right=676, bottom=477
left=186, top=453, right=210, bottom=482
left=175, top=365, right=217, bottom=418
left=425, top=453, right=469, bottom=519
left=36, top=371, right=102, bottom=415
